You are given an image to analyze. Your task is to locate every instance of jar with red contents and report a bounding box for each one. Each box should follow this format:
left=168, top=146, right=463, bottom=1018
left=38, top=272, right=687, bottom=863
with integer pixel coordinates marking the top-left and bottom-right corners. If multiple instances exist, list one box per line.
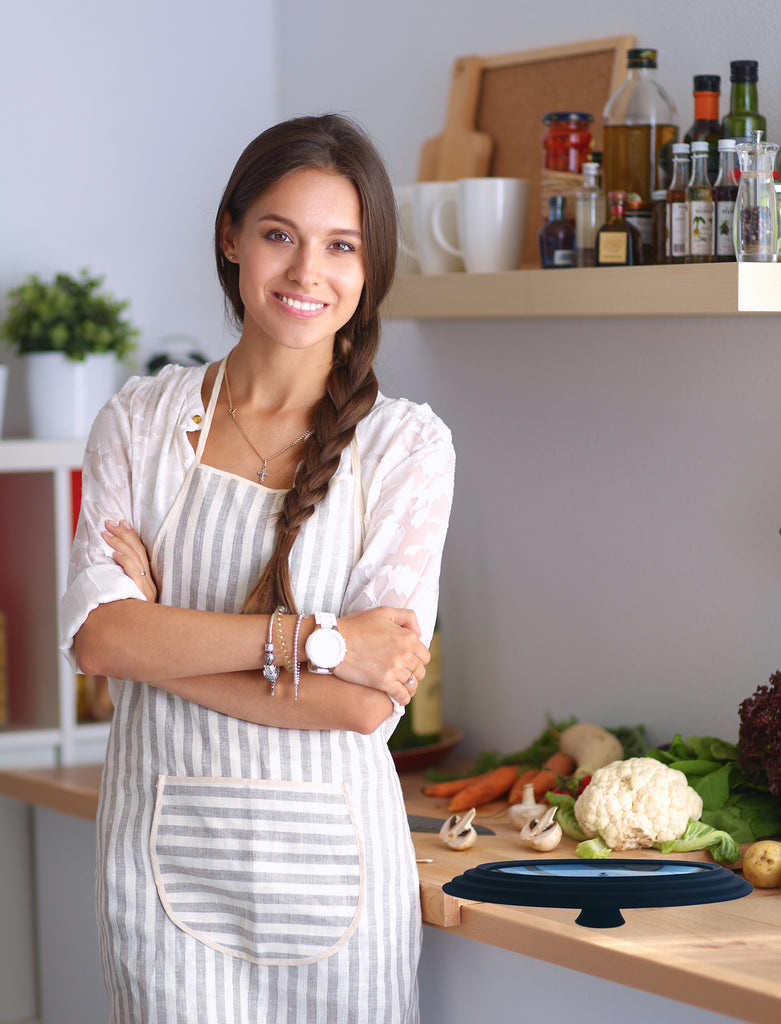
left=542, top=112, right=594, bottom=172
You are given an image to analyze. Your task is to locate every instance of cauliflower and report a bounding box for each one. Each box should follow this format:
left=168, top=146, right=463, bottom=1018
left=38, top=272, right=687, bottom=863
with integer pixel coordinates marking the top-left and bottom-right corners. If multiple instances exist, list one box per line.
left=574, top=757, right=704, bottom=851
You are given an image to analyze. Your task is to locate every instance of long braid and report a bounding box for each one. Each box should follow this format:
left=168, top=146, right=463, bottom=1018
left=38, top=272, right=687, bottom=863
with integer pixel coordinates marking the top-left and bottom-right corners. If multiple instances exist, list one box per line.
left=241, top=338, right=377, bottom=614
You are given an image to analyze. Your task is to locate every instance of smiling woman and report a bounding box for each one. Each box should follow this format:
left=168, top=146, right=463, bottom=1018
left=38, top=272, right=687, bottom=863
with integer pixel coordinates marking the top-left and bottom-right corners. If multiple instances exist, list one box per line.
left=60, top=114, right=455, bottom=1024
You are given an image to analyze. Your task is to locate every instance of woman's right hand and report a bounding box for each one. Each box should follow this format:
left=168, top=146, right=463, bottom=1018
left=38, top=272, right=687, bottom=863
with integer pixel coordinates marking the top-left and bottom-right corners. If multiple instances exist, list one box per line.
left=333, top=607, right=430, bottom=705
left=102, top=519, right=158, bottom=603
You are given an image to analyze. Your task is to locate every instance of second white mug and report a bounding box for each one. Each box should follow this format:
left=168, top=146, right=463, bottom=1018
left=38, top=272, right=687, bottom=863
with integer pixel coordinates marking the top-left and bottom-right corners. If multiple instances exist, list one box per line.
left=407, top=182, right=464, bottom=274
left=432, top=177, right=530, bottom=273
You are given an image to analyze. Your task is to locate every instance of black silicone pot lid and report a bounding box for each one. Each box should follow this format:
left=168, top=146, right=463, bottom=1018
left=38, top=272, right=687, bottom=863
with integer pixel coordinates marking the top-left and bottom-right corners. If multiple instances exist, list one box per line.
left=443, top=858, right=752, bottom=928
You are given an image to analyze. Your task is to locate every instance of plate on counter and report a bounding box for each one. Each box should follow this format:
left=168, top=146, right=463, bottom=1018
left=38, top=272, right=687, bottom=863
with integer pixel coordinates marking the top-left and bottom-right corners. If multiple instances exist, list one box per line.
left=392, top=725, right=463, bottom=773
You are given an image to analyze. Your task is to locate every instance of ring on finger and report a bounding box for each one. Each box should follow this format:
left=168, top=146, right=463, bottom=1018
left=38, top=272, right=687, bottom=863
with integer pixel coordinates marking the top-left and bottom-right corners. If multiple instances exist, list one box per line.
left=140, top=571, right=147, bottom=577
left=405, top=675, right=415, bottom=688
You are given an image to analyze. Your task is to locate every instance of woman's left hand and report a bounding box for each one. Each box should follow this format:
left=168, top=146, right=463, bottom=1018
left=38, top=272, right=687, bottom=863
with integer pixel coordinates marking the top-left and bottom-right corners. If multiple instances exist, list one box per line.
left=102, top=519, right=158, bottom=603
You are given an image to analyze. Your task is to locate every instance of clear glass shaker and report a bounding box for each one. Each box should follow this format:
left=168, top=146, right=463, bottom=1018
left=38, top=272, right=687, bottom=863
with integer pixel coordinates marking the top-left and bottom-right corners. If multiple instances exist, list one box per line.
left=734, top=129, right=778, bottom=262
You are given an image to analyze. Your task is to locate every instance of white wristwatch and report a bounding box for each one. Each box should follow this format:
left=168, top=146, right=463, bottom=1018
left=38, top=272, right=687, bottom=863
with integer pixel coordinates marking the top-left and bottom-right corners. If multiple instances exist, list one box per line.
left=305, top=612, right=347, bottom=674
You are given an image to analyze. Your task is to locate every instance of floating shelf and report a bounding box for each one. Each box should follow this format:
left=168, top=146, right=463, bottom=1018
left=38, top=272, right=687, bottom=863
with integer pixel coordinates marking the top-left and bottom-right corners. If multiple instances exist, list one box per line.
left=383, top=262, right=781, bottom=320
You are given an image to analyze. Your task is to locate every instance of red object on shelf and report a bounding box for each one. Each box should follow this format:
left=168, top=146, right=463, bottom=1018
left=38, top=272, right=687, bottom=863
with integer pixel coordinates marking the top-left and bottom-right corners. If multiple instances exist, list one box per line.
left=542, top=112, right=594, bottom=173
left=71, top=470, right=82, bottom=536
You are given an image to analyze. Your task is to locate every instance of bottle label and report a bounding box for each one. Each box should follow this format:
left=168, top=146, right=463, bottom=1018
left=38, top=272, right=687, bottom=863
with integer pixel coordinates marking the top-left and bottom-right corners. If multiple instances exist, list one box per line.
left=625, top=210, right=653, bottom=248
left=715, top=200, right=736, bottom=256
left=552, top=249, right=574, bottom=267
left=689, top=199, right=714, bottom=255
left=670, top=202, right=689, bottom=257
left=597, top=232, right=628, bottom=264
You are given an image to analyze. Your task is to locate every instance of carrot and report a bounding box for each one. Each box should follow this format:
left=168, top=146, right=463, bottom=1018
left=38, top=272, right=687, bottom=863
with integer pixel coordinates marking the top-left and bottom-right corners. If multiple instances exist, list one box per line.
left=421, top=772, right=491, bottom=799
left=507, top=768, right=541, bottom=805
left=542, top=752, right=576, bottom=776
left=531, top=769, right=558, bottom=802
left=448, top=765, right=519, bottom=812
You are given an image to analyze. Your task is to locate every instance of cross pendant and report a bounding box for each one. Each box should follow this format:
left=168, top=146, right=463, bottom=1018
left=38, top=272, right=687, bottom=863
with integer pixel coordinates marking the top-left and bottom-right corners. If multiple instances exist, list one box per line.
left=258, top=461, right=269, bottom=483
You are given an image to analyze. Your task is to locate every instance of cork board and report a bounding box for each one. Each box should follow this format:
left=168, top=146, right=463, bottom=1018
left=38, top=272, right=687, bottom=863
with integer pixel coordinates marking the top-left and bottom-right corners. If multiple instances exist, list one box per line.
left=475, top=36, right=635, bottom=267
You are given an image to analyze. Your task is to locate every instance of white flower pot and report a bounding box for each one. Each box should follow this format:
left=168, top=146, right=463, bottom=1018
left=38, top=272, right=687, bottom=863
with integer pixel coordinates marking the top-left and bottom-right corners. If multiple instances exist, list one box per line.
left=24, top=352, right=118, bottom=438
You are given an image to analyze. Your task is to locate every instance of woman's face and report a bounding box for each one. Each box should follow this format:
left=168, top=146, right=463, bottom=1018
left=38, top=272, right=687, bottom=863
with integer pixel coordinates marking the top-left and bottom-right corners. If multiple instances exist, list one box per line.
left=222, top=167, right=366, bottom=356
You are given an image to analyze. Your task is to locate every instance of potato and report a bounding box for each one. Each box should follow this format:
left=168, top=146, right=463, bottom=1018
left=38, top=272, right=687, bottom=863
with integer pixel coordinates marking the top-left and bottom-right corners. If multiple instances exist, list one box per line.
left=742, top=840, right=781, bottom=888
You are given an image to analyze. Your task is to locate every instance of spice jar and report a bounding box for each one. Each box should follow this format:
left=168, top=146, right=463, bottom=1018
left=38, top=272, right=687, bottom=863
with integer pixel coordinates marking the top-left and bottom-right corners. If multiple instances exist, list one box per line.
left=542, top=112, right=594, bottom=173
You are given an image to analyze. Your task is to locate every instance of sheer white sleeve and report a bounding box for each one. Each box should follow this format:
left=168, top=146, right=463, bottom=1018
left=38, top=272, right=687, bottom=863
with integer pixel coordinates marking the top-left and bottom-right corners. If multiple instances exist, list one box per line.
left=342, top=401, right=455, bottom=648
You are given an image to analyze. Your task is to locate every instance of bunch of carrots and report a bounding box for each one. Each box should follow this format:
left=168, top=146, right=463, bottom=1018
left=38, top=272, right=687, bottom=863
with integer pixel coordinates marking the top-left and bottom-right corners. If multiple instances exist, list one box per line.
left=421, top=752, right=576, bottom=812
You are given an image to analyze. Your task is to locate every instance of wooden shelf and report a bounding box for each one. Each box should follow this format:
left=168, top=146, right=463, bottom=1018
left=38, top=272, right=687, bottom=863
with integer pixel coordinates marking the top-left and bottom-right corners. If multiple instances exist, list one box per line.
left=383, top=262, right=781, bottom=320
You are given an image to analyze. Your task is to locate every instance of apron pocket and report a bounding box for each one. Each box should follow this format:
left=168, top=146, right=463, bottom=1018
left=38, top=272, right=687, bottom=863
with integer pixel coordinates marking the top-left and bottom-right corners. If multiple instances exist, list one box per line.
left=150, top=775, right=365, bottom=966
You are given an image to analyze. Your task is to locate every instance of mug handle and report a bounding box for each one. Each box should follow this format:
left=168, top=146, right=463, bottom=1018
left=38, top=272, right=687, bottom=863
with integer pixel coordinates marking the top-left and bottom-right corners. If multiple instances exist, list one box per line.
left=431, top=197, right=462, bottom=257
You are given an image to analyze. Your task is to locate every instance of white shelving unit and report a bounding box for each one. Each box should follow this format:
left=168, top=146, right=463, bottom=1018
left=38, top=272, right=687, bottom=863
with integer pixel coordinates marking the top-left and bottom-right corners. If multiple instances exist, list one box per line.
left=0, top=439, right=110, bottom=768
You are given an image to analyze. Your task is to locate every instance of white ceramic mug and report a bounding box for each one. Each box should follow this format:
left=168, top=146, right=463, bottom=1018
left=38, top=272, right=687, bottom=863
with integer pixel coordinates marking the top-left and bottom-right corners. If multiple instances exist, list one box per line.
left=432, top=177, right=530, bottom=273
left=405, top=182, right=464, bottom=274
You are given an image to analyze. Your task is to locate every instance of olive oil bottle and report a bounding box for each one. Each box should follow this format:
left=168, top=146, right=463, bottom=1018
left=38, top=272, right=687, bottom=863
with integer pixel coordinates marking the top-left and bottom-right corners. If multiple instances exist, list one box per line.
left=685, top=141, right=714, bottom=262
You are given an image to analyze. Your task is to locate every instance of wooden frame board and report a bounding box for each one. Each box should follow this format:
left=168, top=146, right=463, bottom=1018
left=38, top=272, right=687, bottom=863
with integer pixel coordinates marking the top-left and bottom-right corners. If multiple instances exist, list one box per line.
left=473, top=35, right=635, bottom=266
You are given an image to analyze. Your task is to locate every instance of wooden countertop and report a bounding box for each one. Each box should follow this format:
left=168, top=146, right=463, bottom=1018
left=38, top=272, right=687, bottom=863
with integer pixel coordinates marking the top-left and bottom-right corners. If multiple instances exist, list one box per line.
left=2, top=763, right=780, bottom=1024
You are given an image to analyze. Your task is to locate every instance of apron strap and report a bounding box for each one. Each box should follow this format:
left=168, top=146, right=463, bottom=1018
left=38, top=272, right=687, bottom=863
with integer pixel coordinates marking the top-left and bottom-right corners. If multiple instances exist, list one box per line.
left=194, top=357, right=226, bottom=462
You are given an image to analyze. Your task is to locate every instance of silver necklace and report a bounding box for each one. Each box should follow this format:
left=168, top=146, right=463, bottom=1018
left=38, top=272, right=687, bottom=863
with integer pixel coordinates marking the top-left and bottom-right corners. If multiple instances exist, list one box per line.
left=223, top=362, right=311, bottom=483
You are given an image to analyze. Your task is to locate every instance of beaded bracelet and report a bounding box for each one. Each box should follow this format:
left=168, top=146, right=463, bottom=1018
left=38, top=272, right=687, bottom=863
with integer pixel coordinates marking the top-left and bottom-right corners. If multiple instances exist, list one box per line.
left=292, top=613, right=304, bottom=700
left=263, top=613, right=281, bottom=695
left=272, top=605, right=295, bottom=674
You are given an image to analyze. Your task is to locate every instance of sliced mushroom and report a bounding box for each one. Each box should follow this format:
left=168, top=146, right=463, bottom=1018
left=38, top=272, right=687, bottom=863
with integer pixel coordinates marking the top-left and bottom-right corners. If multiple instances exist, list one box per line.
left=507, top=783, right=548, bottom=830
left=439, top=807, right=478, bottom=850
left=519, top=805, right=563, bottom=852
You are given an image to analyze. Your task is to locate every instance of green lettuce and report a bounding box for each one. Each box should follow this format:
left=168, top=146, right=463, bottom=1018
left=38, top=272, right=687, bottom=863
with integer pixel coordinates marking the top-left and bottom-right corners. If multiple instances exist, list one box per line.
left=653, top=818, right=740, bottom=866
left=576, top=836, right=612, bottom=859
left=544, top=792, right=587, bottom=841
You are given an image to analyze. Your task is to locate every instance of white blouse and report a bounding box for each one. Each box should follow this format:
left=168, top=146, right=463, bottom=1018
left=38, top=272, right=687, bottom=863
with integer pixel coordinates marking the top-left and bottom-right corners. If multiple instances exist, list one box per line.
left=60, top=362, right=455, bottom=666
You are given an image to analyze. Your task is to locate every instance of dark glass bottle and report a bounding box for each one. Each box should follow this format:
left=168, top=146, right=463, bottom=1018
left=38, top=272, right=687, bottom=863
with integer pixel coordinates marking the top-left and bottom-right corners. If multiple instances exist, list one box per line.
left=666, top=142, right=690, bottom=263
left=712, top=138, right=739, bottom=262
left=722, top=60, right=766, bottom=145
left=538, top=195, right=575, bottom=268
left=595, top=190, right=642, bottom=266
left=683, top=74, right=722, bottom=183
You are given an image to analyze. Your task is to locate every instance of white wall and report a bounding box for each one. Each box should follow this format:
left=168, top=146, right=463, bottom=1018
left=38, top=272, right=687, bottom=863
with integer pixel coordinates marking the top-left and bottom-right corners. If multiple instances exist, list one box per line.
left=276, top=0, right=781, bottom=751
left=0, top=0, right=278, bottom=435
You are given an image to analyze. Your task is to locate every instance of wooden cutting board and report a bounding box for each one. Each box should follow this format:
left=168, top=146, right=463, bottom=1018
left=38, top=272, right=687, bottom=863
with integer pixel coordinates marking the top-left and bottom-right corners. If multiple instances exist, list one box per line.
left=417, top=55, right=493, bottom=181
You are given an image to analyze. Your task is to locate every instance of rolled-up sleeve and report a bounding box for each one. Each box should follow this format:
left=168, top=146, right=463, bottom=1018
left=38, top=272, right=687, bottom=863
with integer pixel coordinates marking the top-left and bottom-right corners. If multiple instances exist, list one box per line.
left=59, top=393, right=147, bottom=671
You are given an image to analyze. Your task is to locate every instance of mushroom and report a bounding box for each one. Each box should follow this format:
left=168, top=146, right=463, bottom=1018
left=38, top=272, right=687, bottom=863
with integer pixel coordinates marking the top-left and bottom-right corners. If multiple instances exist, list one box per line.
left=439, top=807, right=478, bottom=851
left=519, top=805, right=563, bottom=852
left=507, top=783, right=548, bottom=830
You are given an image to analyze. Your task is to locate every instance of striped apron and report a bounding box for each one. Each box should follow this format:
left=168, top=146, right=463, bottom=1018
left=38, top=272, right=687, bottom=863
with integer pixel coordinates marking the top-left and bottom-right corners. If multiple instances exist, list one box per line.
left=96, top=360, right=422, bottom=1023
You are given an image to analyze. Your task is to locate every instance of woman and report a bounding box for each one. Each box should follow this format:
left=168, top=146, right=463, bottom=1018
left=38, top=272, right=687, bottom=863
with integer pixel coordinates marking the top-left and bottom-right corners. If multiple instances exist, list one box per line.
left=60, top=114, right=454, bottom=1023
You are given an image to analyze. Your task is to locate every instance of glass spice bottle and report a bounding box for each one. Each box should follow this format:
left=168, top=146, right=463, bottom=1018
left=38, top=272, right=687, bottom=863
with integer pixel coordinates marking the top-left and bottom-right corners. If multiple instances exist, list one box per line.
left=539, top=195, right=575, bottom=268
left=575, top=162, right=604, bottom=267
left=712, top=138, right=739, bottom=262
left=684, top=75, right=722, bottom=184
left=686, top=141, right=714, bottom=263
left=666, top=142, right=690, bottom=263
left=595, top=190, right=643, bottom=266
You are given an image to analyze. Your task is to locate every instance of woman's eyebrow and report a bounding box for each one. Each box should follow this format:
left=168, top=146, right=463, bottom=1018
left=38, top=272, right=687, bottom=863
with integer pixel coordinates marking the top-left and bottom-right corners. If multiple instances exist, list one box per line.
left=258, top=213, right=362, bottom=239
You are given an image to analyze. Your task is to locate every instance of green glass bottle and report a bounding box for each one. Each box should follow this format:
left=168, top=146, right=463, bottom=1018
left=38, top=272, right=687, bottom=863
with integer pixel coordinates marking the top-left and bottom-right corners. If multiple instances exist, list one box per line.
left=722, top=60, right=766, bottom=145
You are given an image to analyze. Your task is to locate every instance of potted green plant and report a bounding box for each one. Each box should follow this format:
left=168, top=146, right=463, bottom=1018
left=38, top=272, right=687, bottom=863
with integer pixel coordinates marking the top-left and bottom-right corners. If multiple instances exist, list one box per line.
left=1, top=268, right=138, bottom=438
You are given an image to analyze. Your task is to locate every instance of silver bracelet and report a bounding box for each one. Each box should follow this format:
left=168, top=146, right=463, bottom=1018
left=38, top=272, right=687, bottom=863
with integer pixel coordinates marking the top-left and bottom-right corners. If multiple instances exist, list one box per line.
left=263, top=613, right=281, bottom=695
left=292, top=613, right=304, bottom=701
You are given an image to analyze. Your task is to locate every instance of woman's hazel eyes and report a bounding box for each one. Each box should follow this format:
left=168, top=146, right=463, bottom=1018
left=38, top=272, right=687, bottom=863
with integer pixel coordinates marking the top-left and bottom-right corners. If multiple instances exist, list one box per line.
left=264, top=230, right=356, bottom=253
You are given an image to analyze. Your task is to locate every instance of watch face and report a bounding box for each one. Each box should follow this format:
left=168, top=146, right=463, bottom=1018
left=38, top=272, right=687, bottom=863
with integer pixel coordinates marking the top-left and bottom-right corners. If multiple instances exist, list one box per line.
left=307, top=628, right=346, bottom=668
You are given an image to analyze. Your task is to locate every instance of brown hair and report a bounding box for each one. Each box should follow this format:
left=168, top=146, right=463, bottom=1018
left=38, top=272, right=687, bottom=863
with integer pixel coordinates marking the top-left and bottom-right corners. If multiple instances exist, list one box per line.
left=214, top=114, right=398, bottom=614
